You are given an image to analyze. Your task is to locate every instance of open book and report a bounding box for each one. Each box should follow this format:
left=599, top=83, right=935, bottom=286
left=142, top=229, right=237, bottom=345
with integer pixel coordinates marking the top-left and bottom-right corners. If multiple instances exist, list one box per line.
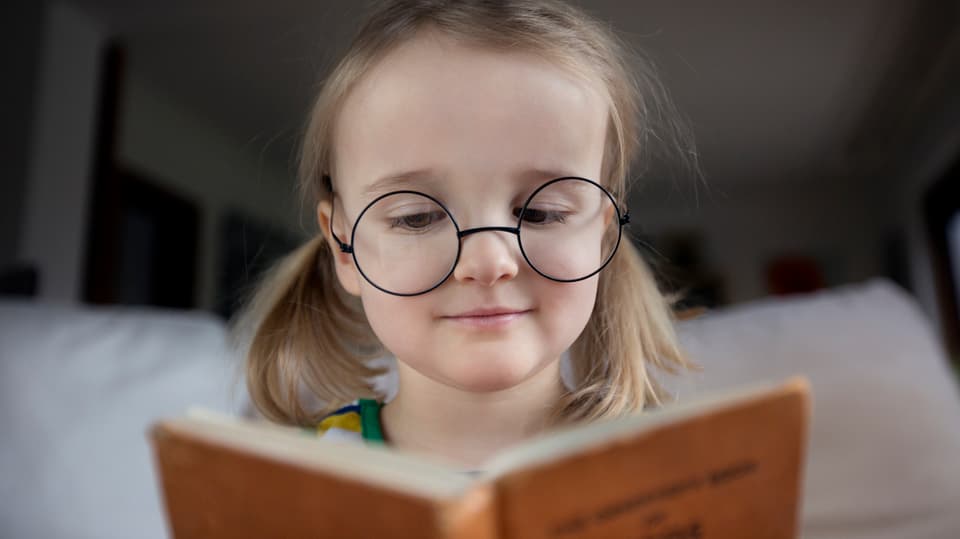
left=149, top=376, right=809, bottom=539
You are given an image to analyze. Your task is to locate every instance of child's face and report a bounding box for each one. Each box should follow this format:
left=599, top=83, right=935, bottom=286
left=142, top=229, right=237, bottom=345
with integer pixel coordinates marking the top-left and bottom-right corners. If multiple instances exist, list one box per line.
left=321, top=31, right=609, bottom=393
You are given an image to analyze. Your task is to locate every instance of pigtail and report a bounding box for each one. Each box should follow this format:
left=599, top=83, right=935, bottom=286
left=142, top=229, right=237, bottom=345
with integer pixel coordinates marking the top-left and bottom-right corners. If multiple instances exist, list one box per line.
left=558, top=240, right=695, bottom=424
left=237, top=234, right=384, bottom=427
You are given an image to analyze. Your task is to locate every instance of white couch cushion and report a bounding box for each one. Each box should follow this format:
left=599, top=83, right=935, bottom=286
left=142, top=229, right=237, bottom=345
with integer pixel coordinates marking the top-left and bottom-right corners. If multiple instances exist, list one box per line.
left=0, top=301, right=244, bottom=539
left=672, top=279, right=960, bottom=539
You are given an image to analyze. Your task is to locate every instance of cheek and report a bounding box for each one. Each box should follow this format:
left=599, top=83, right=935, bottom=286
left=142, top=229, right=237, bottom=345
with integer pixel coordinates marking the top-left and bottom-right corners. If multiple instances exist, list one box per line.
left=537, top=277, right=599, bottom=348
left=358, top=287, right=430, bottom=354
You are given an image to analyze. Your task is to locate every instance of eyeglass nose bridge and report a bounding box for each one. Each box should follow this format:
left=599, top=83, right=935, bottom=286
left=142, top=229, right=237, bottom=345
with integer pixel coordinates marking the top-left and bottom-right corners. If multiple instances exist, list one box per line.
left=453, top=226, right=522, bottom=283
left=457, top=225, right=520, bottom=239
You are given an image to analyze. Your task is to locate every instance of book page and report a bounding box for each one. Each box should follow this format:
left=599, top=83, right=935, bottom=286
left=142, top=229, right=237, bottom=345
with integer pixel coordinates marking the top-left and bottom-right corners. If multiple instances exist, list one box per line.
left=151, top=416, right=498, bottom=538
left=487, top=377, right=810, bottom=539
left=481, top=377, right=807, bottom=478
left=163, top=408, right=474, bottom=498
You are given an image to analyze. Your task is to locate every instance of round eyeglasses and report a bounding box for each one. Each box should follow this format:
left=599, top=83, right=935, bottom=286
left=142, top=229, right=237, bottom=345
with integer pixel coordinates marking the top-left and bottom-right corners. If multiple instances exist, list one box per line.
left=330, top=176, right=630, bottom=296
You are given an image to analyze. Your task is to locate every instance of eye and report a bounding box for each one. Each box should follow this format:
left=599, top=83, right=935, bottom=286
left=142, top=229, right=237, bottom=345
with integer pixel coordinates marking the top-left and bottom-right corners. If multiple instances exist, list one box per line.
left=390, top=210, right=447, bottom=231
left=514, top=207, right=567, bottom=225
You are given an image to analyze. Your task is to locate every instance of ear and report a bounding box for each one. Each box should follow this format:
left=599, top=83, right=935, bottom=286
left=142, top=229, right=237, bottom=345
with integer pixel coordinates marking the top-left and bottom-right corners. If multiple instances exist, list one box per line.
left=317, top=198, right=362, bottom=296
left=603, top=202, right=615, bottom=227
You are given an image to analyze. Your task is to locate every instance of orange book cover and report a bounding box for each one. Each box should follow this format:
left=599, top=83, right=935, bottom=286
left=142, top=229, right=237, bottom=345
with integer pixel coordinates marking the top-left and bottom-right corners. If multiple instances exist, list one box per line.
left=149, top=377, right=809, bottom=539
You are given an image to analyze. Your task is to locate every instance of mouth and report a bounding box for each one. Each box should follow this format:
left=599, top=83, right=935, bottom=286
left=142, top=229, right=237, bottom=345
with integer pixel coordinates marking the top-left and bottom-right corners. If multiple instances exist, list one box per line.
left=441, top=307, right=532, bottom=329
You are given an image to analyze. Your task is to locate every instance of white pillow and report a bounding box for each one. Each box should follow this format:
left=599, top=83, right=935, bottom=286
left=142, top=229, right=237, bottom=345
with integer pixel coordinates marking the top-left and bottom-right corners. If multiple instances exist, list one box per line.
left=0, top=301, right=245, bottom=539
left=672, top=279, right=960, bottom=539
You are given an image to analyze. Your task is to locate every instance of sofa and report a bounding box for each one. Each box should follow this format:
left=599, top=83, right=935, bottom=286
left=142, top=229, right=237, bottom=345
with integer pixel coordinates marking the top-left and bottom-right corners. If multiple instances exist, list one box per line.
left=1, top=278, right=959, bottom=538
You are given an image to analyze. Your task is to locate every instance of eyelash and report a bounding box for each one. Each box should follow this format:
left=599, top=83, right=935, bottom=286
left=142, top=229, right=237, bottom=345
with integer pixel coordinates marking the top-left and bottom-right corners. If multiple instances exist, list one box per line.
left=389, top=210, right=447, bottom=231
left=513, top=207, right=568, bottom=225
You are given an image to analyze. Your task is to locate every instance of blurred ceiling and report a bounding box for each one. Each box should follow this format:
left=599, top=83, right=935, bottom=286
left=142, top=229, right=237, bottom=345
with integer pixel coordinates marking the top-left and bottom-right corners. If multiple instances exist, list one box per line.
left=59, top=0, right=960, bottom=188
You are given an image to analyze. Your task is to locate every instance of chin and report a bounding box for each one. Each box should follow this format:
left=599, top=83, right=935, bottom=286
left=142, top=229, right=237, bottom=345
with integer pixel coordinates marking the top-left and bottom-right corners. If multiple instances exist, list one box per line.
left=456, top=375, right=524, bottom=393
left=446, top=355, right=547, bottom=393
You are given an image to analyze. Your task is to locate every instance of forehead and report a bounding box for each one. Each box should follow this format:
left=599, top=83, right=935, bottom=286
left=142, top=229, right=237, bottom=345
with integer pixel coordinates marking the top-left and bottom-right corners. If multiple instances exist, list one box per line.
left=333, top=31, right=609, bottom=202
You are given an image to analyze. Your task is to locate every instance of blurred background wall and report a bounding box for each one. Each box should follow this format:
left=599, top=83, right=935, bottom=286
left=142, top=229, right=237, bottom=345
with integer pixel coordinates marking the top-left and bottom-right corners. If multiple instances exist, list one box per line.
left=3, top=0, right=959, bottom=355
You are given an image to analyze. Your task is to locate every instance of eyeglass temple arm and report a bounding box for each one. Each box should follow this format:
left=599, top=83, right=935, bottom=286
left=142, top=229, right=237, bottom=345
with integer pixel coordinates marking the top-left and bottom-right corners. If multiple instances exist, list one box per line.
left=325, top=184, right=354, bottom=254
left=332, top=227, right=353, bottom=254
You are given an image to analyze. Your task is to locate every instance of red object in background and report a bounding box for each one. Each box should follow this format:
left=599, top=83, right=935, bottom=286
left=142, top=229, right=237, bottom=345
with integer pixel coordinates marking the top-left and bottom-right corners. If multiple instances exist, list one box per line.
left=767, top=256, right=825, bottom=296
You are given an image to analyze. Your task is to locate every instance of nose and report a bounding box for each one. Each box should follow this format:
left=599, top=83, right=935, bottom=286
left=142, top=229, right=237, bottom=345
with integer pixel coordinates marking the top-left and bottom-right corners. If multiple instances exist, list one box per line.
left=452, top=229, right=520, bottom=286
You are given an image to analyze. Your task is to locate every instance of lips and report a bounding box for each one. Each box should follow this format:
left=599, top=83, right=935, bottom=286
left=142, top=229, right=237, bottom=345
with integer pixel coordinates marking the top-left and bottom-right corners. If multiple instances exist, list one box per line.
left=441, top=306, right=532, bottom=329
left=446, top=307, right=529, bottom=318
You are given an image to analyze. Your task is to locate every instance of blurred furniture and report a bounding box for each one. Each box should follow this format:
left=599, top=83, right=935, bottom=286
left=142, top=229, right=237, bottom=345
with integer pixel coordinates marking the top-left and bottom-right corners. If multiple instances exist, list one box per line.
left=671, top=279, right=960, bottom=539
left=766, top=255, right=825, bottom=295
left=0, top=303, right=243, bottom=539
left=923, top=156, right=960, bottom=357
left=0, top=264, right=38, bottom=297
left=2, top=278, right=959, bottom=538
left=84, top=168, right=200, bottom=309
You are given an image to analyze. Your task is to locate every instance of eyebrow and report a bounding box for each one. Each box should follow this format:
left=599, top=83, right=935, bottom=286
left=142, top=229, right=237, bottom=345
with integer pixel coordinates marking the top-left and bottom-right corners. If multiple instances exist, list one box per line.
left=361, top=166, right=582, bottom=199
left=519, top=167, right=581, bottom=182
left=362, top=169, right=438, bottom=199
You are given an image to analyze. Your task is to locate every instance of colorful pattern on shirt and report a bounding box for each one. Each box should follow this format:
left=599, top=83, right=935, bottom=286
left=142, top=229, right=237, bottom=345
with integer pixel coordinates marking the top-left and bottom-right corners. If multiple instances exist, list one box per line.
left=315, top=399, right=385, bottom=444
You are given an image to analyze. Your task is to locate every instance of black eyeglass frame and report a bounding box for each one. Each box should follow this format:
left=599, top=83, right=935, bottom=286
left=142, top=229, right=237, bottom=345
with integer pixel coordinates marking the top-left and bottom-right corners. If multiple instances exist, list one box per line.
left=329, top=176, right=630, bottom=297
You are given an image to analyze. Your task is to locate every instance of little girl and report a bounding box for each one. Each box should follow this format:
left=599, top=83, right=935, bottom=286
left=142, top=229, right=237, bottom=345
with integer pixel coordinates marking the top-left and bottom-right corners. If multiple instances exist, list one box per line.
left=238, top=0, right=697, bottom=470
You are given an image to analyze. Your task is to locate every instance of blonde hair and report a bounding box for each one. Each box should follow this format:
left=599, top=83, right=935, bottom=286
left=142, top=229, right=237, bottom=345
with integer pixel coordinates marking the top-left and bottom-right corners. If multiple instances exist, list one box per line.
left=238, top=0, right=698, bottom=427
